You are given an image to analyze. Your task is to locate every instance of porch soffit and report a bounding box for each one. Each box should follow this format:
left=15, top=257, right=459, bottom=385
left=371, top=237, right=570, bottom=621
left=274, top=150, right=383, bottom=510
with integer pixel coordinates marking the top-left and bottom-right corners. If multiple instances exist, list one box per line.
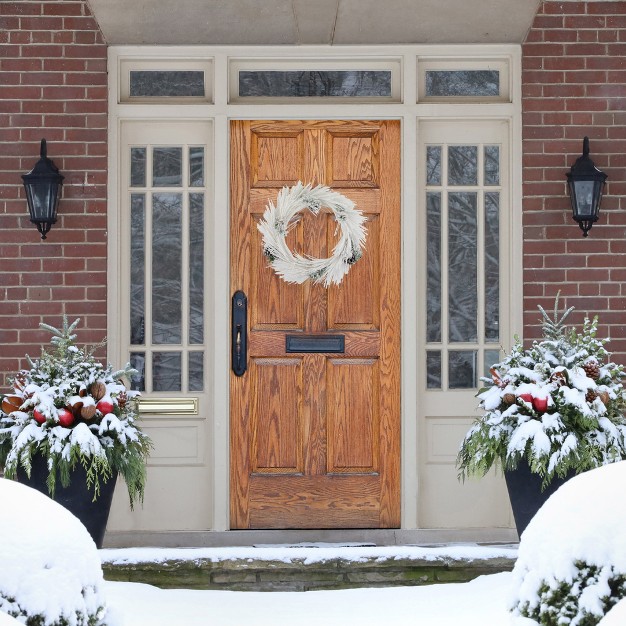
left=87, top=0, right=541, bottom=46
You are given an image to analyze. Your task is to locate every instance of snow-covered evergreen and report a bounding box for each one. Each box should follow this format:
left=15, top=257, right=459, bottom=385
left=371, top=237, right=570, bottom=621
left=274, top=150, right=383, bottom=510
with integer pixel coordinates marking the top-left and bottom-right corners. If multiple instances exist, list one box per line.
left=458, top=297, right=626, bottom=486
left=0, top=317, right=151, bottom=505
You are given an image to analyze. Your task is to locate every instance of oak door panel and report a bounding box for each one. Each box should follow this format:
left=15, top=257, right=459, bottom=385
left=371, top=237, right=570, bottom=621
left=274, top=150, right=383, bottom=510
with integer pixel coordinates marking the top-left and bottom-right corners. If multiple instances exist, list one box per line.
left=231, top=119, right=400, bottom=529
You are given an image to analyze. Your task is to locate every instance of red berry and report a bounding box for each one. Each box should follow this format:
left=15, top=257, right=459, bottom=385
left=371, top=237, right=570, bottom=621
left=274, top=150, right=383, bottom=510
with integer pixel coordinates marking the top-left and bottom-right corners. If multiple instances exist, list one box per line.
left=518, top=393, right=533, bottom=404
left=96, top=399, right=114, bottom=416
left=532, top=397, right=549, bottom=413
left=33, top=408, right=46, bottom=424
left=57, top=407, right=75, bottom=427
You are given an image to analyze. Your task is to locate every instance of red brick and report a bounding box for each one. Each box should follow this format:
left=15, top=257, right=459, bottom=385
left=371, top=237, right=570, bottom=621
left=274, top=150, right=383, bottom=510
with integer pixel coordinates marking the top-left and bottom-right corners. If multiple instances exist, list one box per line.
left=565, top=43, right=607, bottom=56
left=43, top=3, right=84, bottom=16
left=564, top=15, right=606, bottom=29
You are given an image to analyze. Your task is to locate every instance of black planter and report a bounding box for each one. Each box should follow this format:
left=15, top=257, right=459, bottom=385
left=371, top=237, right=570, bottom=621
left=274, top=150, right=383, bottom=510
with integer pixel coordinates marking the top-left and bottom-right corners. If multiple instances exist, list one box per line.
left=504, top=460, right=575, bottom=538
left=17, top=454, right=117, bottom=548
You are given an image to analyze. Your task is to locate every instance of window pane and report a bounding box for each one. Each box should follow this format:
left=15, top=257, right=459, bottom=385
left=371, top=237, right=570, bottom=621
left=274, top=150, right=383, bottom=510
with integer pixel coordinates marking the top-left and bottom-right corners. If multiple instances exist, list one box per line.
left=189, top=352, right=204, bottom=392
left=426, top=146, right=441, bottom=186
left=426, top=351, right=442, bottom=389
left=449, top=351, right=477, bottom=389
left=484, top=349, right=501, bottom=378
left=130, top=194, right=145, bottom=345
left=425, top=70, right=499, bottom=97
left=129, top=70, right=205, bottom=98
left=153, top=352, right=181, bottom=391
left=189, top=193, right=204, bottom=344
left=130, top=147, right=146, bottom=187
left=152, top=193, right=182, bottom=344
left=189, top=147, right=204, bottom=187
left=238, top=70, right=392, bottom=97
left=129, top=352, right=145, bottom=392
left=152, top=147, right=182, bottom=187
left=448, top=146, right=478, bottom=186
left=485, top=192, right=500, bottom=342
left=448, top=193, right=477, bottom=343
left=426, top=192, right=442, bottom=343
left=484, top=145, right=500, bottom=186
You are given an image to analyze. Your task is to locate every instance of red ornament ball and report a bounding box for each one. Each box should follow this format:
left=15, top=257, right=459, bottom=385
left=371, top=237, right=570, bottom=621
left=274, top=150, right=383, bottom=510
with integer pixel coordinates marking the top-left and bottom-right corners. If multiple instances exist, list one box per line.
left=96, top=399, right=114, bottom=416
left=518, top=393, right=533, bottom=404
left=57, top=407, right=75, bottom=427
left=532, top=396, right=549, bottom=413
left=33, top=408, right=46, bottom=424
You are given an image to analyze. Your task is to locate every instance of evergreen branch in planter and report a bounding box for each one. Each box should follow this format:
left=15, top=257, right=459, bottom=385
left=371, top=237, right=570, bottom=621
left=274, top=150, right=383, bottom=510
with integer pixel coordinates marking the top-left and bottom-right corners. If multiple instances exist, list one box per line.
left=0, top=316, right=152, bottom=508
left=457, top=295, right=626, bottom=488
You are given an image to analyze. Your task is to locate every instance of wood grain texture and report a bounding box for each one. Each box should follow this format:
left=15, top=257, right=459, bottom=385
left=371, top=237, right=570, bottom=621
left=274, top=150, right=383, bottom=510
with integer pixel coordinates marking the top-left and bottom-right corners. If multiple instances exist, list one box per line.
left=231, top=120, right=400, bottom=529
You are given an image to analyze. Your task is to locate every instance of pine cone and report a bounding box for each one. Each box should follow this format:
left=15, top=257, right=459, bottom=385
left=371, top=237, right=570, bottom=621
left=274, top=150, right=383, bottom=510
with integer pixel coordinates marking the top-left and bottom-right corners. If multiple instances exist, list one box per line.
left=583, top=361, right=600, bottom=380
left=550, top=371, right=568, bottom=387
left=586, top=389, right=598, bottom=403
left=503, top=393, right=516, bottom=405
left=117, top=391, right=128, bottom=409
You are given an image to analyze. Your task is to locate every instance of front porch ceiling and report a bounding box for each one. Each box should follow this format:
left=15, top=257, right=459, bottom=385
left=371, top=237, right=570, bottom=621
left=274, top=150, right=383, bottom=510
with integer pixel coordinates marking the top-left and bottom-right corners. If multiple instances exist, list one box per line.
left=88, top=0, right=540, bottom=46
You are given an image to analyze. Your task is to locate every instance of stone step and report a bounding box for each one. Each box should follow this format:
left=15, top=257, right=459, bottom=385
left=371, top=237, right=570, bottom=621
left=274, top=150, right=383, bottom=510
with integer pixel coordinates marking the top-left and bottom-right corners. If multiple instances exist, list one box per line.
left=101, top=544, right=517, bottom=592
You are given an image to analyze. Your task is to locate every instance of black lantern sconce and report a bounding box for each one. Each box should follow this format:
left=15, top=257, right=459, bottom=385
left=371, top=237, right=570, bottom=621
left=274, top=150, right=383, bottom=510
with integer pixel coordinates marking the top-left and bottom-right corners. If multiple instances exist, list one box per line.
left=566, top=136, right=607, bottom=237
left=22, top=139, right=64, bottom=240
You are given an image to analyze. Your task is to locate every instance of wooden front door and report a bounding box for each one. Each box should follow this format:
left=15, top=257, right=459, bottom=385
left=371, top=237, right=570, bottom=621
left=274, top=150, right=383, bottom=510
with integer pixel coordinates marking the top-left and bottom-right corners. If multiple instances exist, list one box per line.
left=230, top=120, right=400, bottom=529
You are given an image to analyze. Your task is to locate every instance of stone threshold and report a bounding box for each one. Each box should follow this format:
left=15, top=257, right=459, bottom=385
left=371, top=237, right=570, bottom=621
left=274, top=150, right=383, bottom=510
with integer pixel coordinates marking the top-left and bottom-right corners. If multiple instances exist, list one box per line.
left=101, top=543, right=518, bottom=592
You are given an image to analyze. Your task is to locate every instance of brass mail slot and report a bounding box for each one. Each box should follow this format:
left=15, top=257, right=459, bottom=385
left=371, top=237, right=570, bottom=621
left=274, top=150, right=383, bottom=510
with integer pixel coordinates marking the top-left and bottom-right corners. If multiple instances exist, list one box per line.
left=138, top=398, right=199, bottom=416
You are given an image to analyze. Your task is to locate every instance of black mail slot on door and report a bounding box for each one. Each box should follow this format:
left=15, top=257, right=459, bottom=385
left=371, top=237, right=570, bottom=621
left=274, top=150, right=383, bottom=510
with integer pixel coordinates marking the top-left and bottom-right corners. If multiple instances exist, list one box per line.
left=286, top=335, right=345, bottom=353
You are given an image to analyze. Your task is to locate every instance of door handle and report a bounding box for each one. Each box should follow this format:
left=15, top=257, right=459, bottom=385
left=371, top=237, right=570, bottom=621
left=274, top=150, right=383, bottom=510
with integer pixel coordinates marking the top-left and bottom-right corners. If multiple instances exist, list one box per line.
left=232, top=290, right=247, bottom=376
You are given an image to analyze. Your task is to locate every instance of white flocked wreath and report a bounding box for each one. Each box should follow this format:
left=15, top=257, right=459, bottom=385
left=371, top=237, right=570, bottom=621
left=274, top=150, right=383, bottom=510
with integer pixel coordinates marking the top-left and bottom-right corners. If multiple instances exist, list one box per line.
left=257, top=182, right=367, bottom=287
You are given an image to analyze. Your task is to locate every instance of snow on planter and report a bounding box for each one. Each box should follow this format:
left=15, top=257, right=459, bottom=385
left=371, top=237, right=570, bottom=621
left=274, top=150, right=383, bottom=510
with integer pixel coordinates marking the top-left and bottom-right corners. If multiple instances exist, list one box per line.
left=0, top=478, right=106, bottom=626
left=598, top=598, right=626, bottom=625
left=510, top=461, right=626, bottom=625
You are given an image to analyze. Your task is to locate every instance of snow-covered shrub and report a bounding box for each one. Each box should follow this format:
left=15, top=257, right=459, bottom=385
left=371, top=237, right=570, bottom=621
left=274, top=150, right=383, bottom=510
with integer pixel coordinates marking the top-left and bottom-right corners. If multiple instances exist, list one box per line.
left=458, top=296, right=626, bottom=487
left=0, top=478, right=107, bottom=626
left=510, top=461, right=626, bottom=625
left=598, top=598, right=626, bottom=625
left=0, top=317, right=150, bottom=505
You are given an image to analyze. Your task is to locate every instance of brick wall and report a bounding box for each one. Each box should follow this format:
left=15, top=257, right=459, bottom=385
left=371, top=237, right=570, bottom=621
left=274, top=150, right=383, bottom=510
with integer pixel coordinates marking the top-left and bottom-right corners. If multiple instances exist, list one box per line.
left=522, top=1, right=626, bottom=361
left=0, top=0, right=107, bottom=387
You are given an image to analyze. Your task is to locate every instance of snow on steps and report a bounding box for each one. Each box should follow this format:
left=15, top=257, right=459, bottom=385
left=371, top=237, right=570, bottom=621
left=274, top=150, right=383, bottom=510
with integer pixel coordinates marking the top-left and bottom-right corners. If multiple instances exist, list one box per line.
left=101, top=543, right=517, bottom=592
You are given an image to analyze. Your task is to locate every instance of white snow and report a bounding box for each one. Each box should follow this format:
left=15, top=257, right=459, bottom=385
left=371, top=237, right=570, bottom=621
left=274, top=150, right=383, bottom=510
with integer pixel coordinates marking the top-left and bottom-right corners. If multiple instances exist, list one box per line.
left=100, top=543, right=518, bottom=566
left=510, top=460, right=626, bottom=622
left=0, top=478, right=106, bottom=626
left=598, top=598, right=626, bottom=625
left=103, top=573, right=515, bottom=626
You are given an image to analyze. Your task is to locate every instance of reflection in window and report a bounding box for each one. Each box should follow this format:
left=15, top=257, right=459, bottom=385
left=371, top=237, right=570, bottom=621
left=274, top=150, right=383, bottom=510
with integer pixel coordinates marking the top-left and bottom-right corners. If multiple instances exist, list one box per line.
left=239, top=70, right=392, bottom=98
left=449, top=351, right=477, bottom=389
left=426, top=192, right=441, bottom=343
left=152, top=193, right=182, bottom=344
left=153, top=352, right=182, bottom=391
left=448, top=193, right=477, bottom=343
left=153, top=147, right=182, bottom=187
left=485, top=192, right=500, bottom=342
left=426, top=146, right=441, bottom=186
left=189, top=193, right=204, bottom=344
left=129, top=352, right=145, bottom=391
left=448, top=146, right=478, bottom=186
left=425, top=70, right=499, bottom=97
left=130, top=194, right=145, bottom=345
left=129, top=70, right=205, bottom=98
left=130, top=148, right=146, bottom=187
left=484, top=146, right=500, bottom=186
left=426, top=351, right=442, bottom=389
left=189, top=352, right=204, bottom=392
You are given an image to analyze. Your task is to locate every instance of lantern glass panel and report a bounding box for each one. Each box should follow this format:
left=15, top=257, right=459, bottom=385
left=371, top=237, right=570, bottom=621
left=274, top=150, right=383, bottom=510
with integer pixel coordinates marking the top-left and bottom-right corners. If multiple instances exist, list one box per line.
left=573, top=180, right=595, bottom=217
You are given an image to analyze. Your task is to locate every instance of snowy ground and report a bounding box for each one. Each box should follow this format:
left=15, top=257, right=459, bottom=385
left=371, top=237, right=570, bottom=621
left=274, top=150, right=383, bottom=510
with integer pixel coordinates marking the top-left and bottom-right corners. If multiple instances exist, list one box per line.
left=101, top=543, right=519, bottom=625
left=104, top=572, right=515, bottom=626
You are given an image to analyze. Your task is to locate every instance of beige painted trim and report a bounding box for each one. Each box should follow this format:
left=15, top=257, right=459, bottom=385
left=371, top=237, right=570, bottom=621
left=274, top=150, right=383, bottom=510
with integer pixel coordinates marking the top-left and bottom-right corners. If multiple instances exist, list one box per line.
left=108, top=44, right=523, bottom=535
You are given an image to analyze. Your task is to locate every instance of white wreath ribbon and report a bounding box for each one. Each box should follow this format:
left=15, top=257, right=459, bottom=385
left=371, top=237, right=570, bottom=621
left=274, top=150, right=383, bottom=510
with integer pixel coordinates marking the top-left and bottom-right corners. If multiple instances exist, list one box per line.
left=257, top=182, right=367, bottom=287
